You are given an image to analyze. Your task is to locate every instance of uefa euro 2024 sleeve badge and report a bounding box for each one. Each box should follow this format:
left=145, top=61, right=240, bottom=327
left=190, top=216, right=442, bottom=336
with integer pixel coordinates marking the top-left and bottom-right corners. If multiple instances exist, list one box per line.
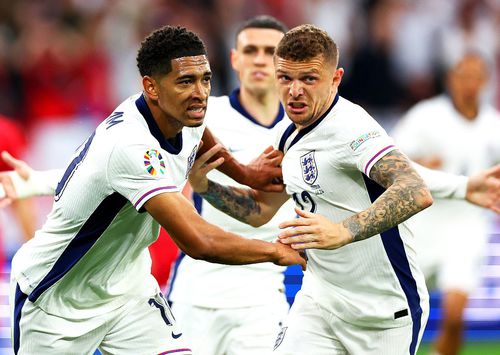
left=144, top=149, right=166, bottom=176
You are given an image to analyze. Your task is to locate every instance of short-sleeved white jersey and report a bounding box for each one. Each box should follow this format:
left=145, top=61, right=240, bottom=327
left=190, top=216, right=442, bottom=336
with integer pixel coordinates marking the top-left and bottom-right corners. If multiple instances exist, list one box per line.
left=11, top=93, right=204, bottom=318
left=169, top=90, right=295, bottom=308
left=277, top=95, right=428, bottom=329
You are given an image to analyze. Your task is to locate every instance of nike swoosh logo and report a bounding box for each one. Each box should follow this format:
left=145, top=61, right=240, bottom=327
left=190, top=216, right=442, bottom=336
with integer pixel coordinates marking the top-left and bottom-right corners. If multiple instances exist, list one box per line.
left=172, top=331, right=183, bottom=339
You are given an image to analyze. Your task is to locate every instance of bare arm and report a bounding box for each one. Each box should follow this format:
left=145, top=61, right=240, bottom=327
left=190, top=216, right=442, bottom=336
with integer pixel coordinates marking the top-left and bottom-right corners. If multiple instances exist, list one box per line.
left=190, top=143, right=289, bottom=227
left=199, top=128, right=284, bottom=192
left=278, top=150, right=433, bottom=250
left=201, top=180, right=289, bottom=227
left=343, top=150, right=433, bottom=242
left=144, top=191, right=305, bottom=269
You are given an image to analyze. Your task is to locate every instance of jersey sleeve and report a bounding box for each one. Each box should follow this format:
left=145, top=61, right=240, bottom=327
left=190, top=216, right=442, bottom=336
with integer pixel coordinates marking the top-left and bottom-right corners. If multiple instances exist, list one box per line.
left=108, top=141, right=181, bottom=211
left=391, top=106, right=432, bottom=159
left=341, top=110, right=397, bottom=177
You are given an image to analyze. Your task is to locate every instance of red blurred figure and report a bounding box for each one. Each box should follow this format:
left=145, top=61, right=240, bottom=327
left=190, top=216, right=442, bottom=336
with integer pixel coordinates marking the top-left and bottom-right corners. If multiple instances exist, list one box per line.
left=0, top=115, right=36, bottom=269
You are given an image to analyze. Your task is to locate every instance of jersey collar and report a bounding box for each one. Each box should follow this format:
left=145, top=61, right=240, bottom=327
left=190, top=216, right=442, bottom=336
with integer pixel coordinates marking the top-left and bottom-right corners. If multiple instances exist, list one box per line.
left=228, top=88, right=284, bottom=129
left=278, top=93, right=339, bottom=153
left=135, top=94, right=183, bottom=155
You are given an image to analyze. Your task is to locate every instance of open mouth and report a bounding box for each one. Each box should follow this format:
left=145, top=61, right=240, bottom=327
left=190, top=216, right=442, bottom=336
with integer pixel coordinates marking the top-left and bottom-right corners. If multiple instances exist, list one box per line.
left=287, top=102, right=307, bottom=114
left=187, top=106, right=205, bottom=118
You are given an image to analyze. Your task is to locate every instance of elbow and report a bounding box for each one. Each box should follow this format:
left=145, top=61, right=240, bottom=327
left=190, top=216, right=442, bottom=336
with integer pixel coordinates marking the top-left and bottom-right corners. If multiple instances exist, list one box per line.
left=417, top=188, right=433, bottom=210
left=247, top=213, right=273, bottom=228
left=181, top=234, right=214, bottom=261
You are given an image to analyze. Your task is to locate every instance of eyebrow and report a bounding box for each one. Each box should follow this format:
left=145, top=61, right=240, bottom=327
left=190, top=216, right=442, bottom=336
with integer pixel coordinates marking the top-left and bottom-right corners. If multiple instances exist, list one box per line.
left=176, top=71, right=212, bottom=81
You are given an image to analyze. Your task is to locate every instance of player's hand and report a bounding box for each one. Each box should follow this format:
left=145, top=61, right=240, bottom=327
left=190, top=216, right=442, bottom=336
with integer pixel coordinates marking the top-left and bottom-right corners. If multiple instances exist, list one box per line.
left=273, top=240, right=307, bottom=271
left=277, top=208, right=352, bottom=250
left=244, top=146, right=284, bottom=193
left=189, top=143, right=225, bottom=193
left=466, top=164, right=500, bottom=214
left=0, top=151, right=32, bottom=208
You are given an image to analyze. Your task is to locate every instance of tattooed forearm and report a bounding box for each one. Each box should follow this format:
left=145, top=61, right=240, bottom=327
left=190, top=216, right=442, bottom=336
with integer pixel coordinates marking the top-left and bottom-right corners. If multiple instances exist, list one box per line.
left=343, top=150, right=433, bottom=242
left=200, top=180, right=261, bottom=224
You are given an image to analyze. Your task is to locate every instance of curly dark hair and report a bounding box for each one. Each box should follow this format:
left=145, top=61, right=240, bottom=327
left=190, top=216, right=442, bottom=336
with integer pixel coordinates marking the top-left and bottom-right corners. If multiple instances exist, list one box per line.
left=275, top=24, right=338, bottom=67
left=137, top=25, right=207, bottom=77
left=235, top=15, right=288, bottom=44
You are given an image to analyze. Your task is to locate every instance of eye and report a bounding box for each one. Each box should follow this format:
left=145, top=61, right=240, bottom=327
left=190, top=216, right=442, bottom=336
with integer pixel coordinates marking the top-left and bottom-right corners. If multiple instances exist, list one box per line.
left=265, top=47, right=275, bottom=56
left=304, top=76, right=317, bottom=83
left=277, top=74, right=290, bottom=83
left=179, top=79, right=192, bottom=85
left=243, top=47, right=257, bottom=55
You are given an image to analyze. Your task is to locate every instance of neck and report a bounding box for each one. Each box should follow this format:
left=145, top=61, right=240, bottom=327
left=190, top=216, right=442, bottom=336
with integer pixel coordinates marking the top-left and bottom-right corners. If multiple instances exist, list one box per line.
left=144, top=94, right=182, bottom=138
left=453, top=98, right=479, bottom=121
left=239, top=87, right=280, bottom=126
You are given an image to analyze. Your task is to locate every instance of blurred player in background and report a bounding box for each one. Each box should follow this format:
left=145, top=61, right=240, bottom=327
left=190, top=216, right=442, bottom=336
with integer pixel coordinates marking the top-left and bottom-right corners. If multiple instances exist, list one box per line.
left=392, top=52, right=500, bottom=355
left=0, top=115, right=35, bottom=274
left=168, top=15, right=296, bottom=355
left=188, top=25, right=500, bottom=355
left=4, top=25, right=305, bottom=355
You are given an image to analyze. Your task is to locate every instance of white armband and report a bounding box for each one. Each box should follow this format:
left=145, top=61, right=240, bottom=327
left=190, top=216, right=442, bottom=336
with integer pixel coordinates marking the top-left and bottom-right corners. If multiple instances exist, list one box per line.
left=9, top=169, right=62, bottom=198
left=413, top=163, right=468, bottom=199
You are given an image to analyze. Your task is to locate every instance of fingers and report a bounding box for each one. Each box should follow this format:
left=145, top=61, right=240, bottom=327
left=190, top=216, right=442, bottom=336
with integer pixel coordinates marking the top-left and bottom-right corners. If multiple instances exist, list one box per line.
left=262, top=145, right=274, bottom=154
left=261, top=183, right=285, bottom=193
left=194, top=144, right=223, bottom=168
left=1, top=151, right=31, bottom=180
left=486, top=164, right=500, bottom=178
left=1, top=151, right=22, bottom=170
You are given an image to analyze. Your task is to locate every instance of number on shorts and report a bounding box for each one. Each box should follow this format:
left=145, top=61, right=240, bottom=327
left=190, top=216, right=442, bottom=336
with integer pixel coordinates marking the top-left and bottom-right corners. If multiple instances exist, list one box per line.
left=148, top=297, right=173, bottom=326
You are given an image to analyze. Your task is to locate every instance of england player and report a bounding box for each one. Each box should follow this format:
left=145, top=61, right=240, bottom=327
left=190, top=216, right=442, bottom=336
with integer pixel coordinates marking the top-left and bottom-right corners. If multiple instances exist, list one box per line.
left=187, top=25, right=500, bottom=355
left=392, top=52, right=500, bottom=355
left=6, top=25, right=305, bottom=355
left=168, top=16, right=295, bottom=355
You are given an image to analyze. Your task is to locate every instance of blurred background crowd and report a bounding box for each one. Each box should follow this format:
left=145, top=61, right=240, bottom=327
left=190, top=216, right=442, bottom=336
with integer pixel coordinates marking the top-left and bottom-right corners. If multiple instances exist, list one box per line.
left=0, top=0, right=499, bottom=134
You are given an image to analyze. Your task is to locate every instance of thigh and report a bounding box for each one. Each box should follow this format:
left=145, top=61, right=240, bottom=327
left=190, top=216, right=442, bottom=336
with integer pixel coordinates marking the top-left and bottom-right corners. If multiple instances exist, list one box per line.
left=336, top=308, right=428, bottom=355
left=13, top=294, right=103, bottom=355
left=171, top=302, right=229, bottom=355
left=273, top=291, right=346, bottom=355
left=100, top=293, right=191, bottom=355
left=227, top=300, right=289, bottom=355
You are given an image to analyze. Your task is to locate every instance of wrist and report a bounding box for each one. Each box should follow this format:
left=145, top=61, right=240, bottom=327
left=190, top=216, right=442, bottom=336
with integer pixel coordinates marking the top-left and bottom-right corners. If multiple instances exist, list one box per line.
left=339, top=221, right=355, bottom=245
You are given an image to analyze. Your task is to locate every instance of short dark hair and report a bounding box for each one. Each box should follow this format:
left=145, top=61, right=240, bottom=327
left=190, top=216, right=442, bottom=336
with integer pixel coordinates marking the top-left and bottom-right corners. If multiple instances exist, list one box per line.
left=137, top=25, right=207, bottom=77
left=235, top=15, right=288, bottom=43
left=275, top=24, right=339, bottom=67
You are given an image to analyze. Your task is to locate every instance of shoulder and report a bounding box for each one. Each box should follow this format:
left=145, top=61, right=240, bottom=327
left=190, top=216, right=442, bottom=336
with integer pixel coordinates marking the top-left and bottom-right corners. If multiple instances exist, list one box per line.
left=333, top=97, right=388, bottom=139
left=205, top=95, right=231, bottom=125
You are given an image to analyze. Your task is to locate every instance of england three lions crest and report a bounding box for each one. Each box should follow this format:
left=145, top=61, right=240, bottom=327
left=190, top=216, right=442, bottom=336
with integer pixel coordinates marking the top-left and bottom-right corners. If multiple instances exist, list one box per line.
left=300, top=151, right=318, bottom=185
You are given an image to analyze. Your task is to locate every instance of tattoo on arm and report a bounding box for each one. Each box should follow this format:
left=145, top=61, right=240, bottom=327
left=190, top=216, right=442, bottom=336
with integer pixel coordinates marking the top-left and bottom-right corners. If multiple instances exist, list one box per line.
left=342, top=150, right=431, bottom=242
left=200, top=180, right=261, bottom=224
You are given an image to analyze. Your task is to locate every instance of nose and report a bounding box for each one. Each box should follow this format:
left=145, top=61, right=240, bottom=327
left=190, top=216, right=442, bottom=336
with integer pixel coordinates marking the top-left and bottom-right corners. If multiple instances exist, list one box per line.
left=192, top=81, right=209, bottom=100
left=289, top=81, right=304, bottom=98
left=254, top=49, right=267, bottom=66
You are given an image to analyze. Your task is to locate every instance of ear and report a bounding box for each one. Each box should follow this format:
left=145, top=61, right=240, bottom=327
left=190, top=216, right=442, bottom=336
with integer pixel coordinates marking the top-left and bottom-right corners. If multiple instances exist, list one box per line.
left=333, top=67, right=344, bottom=86
left=230, top=48, right=239, bottom=72
left=142, top=75, right=159, bottom=101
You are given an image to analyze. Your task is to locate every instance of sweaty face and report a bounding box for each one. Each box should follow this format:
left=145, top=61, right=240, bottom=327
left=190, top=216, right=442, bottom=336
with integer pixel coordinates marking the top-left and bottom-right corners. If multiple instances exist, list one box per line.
left=448, top=55, right=487, bottom=106
left=156, top=55, right=211, bottom=128
left=275, top=55, right=343, bottom=129
left=232, top=28, right=284, bottom=95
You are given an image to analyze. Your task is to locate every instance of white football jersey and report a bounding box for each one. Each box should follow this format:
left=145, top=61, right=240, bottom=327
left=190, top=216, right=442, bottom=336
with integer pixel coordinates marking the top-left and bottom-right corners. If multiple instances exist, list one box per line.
left=169, top=90, right=295, bottom=308
left=11, top=93, right=204, bottom=318
left=277, top=95, right=428, bottom=329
